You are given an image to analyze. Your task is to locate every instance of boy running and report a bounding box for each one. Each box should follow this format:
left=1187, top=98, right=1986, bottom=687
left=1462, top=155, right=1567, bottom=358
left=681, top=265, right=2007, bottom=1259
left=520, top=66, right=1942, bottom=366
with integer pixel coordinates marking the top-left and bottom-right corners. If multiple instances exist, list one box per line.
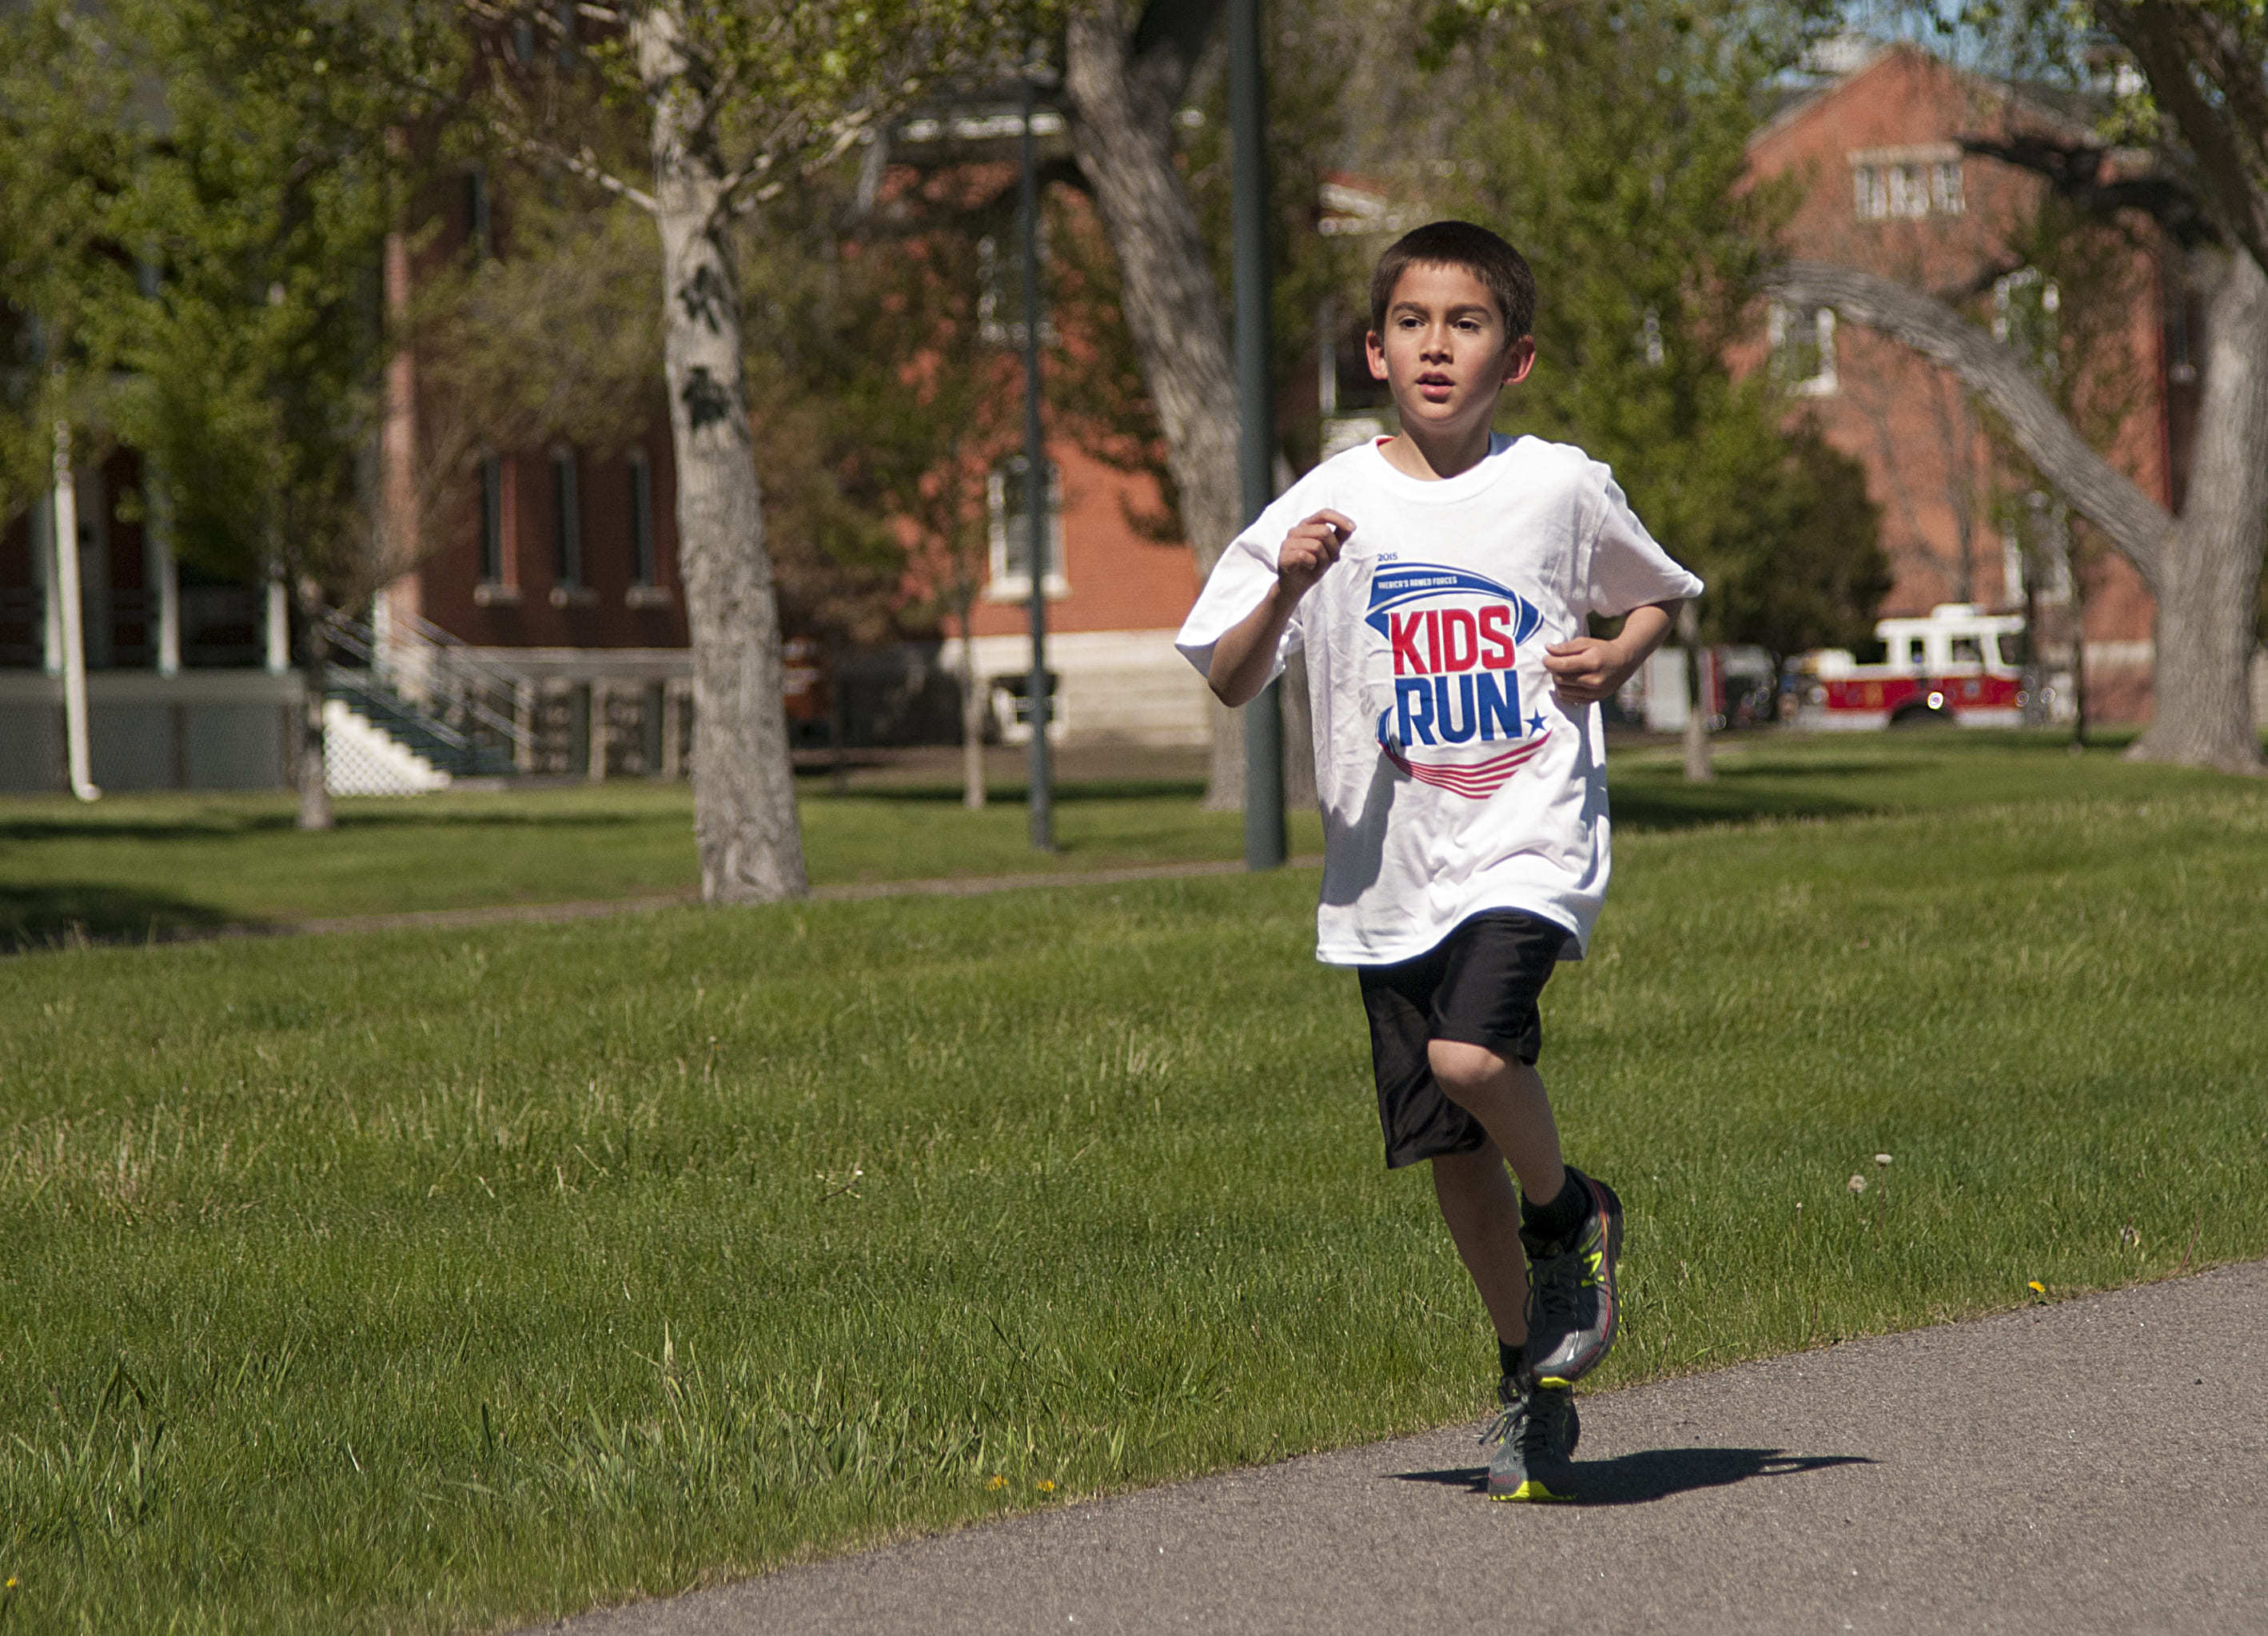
left=1175, top=220, right=1700, bottom=1502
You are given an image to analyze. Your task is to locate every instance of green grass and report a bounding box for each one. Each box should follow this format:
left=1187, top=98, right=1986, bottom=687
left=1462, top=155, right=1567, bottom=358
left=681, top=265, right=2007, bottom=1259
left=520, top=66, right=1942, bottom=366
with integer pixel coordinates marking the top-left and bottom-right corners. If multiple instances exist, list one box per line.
left=2, top=764, right=2265, bottom=1631
left=0, top=729, right=2241, bottom=949
left=0, top=777, right=1327, bottom=947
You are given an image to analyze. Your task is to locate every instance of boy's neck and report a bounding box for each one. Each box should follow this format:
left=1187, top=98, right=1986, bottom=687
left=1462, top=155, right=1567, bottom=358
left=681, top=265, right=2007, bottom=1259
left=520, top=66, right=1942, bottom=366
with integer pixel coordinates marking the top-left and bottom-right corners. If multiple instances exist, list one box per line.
left=1380, top=420, right=1499, bottom=482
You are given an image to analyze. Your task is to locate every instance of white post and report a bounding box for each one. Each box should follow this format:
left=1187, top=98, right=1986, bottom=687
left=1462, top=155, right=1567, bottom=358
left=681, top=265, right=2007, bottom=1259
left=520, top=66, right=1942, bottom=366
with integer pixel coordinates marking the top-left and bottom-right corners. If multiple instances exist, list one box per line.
left=146, top=473, right=180, bottom=676
left=51, top=424, right=99, bottom=801
left=586, top=679, right=608, bottom=783
left=265, top=574, right=290, bottom=676
left=34, top=491, right=61, bottom=675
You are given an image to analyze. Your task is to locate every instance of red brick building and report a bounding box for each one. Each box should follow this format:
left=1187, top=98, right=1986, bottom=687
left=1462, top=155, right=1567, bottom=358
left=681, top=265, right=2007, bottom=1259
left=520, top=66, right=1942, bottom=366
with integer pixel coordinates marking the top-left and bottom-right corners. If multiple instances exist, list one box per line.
left=1745, top=43, right=2186, bottom=722
left=376, top=133, right=1214, bottom=770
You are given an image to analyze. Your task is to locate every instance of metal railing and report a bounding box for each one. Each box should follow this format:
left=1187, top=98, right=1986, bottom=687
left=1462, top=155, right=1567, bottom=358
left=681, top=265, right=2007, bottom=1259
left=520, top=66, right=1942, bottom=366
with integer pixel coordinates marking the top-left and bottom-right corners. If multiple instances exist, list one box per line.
left=321, top=605, right=532, bottom=767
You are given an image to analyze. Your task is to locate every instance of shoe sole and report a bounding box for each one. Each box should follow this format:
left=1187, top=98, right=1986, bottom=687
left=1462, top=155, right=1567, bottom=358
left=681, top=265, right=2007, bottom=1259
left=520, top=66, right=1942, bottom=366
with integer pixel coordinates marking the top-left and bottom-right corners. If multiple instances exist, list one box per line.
left=1489, top=1480, right=1573, bottom=1503
left=1532, top=1180, right=1623, bottom=1391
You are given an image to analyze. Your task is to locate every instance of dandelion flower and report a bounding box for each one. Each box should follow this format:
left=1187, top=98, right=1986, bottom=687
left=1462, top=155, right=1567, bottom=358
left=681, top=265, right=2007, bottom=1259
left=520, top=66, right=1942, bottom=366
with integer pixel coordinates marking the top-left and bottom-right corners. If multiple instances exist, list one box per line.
left=2027, top=1280, right=2046, bottom=1294
left=987, top=1475, right=1006, bottom=1491
left=1874, top=1153, right=1892, bottom=1167
left=1037, top=1479, right=1056, bottom=1492
left=1847, top=1174, right=1867, bottom=1195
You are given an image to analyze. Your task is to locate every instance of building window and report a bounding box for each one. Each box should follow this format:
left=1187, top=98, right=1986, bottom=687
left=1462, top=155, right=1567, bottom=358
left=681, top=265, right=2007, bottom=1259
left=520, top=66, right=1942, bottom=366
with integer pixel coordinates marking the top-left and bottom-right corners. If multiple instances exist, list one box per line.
left=1932, top=160, right=1964, bottom=215
left=986, top=456, right=1067, bottom=601
left=627, top=448, right=655, bottom=586
left=1851, top=145, right=1962, bottom=221
left=1992, top=269, right=2062, bottom=384
left=477, top=451, right=506, bottom=583
left=1768, top=302, right=1837, bottom=396
left=551, top=446, right=581, bottom=587
left=975, top=233, right=1057, bottom=348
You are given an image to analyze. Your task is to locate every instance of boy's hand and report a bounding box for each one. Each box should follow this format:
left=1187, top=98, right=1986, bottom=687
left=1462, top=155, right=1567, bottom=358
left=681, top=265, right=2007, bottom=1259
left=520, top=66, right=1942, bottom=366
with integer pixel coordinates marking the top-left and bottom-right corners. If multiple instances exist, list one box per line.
left=1543, top=635, right=1645, bottom=705
left=1277, top=510, right=1355, bottom=599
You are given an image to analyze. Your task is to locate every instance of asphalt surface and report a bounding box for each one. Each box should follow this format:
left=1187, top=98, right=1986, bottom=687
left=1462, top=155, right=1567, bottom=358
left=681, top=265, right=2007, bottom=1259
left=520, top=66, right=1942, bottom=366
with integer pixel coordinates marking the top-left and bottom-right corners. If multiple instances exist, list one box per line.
left=552, top=1260, right=2267, bottom=1635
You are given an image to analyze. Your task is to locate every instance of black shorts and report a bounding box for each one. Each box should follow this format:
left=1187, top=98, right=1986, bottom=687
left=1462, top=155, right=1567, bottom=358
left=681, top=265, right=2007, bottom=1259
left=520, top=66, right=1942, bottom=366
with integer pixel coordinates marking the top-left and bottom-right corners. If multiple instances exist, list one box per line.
left=1357, top=910, right=1568, bottom=1170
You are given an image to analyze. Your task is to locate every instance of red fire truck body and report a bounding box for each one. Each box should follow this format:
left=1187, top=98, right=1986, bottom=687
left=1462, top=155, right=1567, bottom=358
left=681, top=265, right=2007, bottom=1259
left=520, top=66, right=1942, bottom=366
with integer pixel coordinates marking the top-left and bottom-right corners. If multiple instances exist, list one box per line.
left=1794, top=604, right=2043, bottom=730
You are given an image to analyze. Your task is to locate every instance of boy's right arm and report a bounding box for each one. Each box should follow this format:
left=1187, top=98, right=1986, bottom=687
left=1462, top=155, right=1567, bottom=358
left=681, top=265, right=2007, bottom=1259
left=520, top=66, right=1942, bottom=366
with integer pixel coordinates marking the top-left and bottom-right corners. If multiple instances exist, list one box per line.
left=1206, top=509, right=1356, bottom=707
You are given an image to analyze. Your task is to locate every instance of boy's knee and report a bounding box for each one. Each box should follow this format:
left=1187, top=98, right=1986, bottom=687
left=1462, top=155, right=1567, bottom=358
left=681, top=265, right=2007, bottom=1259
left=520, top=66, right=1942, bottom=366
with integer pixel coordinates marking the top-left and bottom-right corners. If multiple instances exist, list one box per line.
left=1429, top=1038, right=1508, bottom=1101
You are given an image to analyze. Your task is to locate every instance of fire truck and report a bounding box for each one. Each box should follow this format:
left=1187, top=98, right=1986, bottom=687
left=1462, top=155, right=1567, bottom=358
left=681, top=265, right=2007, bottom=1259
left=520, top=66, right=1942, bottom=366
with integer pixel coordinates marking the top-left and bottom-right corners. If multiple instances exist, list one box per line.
left=1791, top=603, right=2066, bottom=729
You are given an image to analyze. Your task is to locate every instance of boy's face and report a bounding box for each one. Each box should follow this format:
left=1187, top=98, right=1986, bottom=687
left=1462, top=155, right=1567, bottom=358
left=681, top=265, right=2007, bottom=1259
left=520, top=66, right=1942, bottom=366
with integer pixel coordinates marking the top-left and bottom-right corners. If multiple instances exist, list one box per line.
left=1365, top=262, right=1536, bottom=441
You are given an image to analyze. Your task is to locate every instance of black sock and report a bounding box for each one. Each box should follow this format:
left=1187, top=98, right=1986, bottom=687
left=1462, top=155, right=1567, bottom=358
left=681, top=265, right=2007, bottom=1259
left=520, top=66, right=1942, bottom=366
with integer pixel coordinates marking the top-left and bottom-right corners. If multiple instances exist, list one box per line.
left=1498, top=1339, right=1525, bottom=1383
left=1521, top=1171, right=1588, bottom=1245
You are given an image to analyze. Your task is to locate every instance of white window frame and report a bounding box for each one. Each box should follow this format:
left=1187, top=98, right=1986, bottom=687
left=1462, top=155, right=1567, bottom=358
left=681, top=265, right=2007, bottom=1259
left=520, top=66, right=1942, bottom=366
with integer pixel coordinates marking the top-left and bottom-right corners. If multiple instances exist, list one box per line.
left=985, top=459, right=1069, bottom=602
left=476, top=449, right=507, bottom=585
left=1853, top=163, right=1888, bottom=221
left=1768, top=302, right=1838, bottom=396
left=1932, top=160, right=1964, bottom=215
left=1850, top=144, right=1961, bottom=221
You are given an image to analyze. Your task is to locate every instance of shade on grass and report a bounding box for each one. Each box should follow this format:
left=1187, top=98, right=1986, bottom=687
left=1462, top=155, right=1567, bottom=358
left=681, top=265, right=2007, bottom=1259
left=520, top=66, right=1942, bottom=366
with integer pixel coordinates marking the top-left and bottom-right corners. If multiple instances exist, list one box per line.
left=0, top=729, right=2248, bottom=947
left=1, top=782, right=2264, bottom=1630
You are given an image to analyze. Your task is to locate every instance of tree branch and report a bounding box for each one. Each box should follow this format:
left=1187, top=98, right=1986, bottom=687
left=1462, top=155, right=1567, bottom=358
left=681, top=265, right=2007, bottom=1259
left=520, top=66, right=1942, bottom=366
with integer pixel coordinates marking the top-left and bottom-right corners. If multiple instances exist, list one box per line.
left=2092, top=1, right=2268, bottom=276
left=487, top=117, right=658, bottom=213
left=1761, top=261, right=2170, bottom=594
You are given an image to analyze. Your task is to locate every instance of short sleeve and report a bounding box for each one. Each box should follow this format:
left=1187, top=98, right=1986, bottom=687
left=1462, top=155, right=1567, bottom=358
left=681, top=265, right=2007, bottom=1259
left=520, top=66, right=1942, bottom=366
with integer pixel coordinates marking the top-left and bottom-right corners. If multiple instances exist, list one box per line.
left=1583, top=468, right=1704, bottom=619
left=1173, top=490, right=1315, bottom=682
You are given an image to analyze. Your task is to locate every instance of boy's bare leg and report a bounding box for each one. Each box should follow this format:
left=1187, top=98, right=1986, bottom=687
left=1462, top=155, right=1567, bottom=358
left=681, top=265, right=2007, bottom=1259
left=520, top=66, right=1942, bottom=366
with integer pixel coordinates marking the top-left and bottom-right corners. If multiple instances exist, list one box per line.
left=1432, top=1144, right=1530, bottom=1344
left=1427, top=1041, right=1569, bottom=1351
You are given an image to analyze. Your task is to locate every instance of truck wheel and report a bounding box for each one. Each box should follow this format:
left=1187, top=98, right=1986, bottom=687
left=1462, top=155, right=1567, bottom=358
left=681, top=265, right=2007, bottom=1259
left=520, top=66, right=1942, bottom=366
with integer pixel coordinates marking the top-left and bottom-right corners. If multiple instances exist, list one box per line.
left=1889, top=702, right=1953, bottom=728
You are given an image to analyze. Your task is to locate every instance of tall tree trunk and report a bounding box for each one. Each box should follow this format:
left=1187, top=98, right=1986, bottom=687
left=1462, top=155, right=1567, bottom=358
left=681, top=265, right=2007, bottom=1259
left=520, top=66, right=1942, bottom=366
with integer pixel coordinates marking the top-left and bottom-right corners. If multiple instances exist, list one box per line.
left=2127, top=249, right=2268, bottom=771
left=639, top=9, right=807, bottom=900
left=1764, top=258, right=2264, bottom=774
left=295, top=587, right=333, bottom=832
left=1061, top=2, right=1248, bottom=809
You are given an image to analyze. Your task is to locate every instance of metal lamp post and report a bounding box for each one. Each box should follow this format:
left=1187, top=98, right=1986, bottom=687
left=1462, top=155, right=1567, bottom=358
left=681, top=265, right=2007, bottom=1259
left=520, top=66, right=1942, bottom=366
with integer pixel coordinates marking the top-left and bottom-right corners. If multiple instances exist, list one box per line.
left=1018, top=63, right=1055, bottom=853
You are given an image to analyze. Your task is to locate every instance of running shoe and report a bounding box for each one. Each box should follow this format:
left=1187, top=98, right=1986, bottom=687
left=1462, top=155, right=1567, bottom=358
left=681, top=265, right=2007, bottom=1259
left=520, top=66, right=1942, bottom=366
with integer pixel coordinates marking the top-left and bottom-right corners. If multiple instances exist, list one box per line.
left=1521, top=1168, right=1624, bottom=1390
left=1482, top=1376, right=1579, bottom=1502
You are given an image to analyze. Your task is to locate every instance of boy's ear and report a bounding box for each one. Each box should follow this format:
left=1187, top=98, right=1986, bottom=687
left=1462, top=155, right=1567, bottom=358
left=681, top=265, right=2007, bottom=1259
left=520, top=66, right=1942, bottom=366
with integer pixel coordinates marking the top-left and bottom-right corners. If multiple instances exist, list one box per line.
left=1365, top=330, right=1388, bottom=381
left=1503, top=336, right=1537, bottom=385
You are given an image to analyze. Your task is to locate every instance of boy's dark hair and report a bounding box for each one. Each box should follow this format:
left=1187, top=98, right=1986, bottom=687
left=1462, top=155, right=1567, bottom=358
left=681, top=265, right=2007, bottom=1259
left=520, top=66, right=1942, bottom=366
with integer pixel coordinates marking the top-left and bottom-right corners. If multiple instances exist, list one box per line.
left=1368, top=220, right=1537, bottom=341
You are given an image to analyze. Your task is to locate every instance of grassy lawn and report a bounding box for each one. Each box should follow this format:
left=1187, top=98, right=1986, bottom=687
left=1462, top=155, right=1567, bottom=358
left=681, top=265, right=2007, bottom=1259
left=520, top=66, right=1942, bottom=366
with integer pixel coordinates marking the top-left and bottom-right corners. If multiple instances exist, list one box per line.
left=0, top=728, right=2246, bottom=949
left=2, top=752, right=2264, bottom=1630
left=0, top=774, right=1333, bottom=949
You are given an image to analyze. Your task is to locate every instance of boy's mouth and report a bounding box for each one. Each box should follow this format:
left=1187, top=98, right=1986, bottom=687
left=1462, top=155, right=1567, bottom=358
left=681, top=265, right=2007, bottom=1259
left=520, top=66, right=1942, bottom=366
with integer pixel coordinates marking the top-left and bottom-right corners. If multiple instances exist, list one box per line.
left=1415, top=372, right=1455, bottom=400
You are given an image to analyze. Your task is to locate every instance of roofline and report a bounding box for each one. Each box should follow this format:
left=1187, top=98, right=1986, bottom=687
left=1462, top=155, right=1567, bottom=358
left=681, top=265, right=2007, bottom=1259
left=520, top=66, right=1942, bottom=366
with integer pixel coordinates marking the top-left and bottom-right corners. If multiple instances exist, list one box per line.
left=1749, top=40, right=2102, bottom=157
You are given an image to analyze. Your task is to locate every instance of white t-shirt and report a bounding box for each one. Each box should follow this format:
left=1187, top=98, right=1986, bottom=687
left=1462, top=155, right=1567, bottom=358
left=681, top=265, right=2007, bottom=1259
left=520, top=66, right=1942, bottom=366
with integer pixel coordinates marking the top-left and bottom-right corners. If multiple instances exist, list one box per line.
left=1176, top=434, right=1702, bottom=966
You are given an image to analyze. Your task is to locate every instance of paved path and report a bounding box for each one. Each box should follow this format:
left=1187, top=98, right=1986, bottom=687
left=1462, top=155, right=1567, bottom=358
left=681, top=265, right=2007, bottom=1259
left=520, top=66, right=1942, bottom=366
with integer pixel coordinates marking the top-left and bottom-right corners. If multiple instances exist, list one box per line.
left=554, top=1260, right=2267, bottom=1635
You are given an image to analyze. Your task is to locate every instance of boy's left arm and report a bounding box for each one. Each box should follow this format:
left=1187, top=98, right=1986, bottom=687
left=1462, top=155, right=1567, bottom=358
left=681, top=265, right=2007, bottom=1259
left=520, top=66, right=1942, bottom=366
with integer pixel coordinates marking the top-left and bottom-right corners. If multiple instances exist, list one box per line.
left=1541, top=600, right=1680, bottom=705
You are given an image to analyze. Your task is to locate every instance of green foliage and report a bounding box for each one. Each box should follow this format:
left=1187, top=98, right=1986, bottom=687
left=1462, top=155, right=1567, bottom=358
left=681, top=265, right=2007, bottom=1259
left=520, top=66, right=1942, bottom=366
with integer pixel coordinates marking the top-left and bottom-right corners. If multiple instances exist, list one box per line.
left=1433, top=1, right=1889, bottom=648
left=1, top=758, right=2263, bottom=1628
left=476, top=1, right=1049, bottom=199
left=0, top=1, right=149, bottom=520
left=107, top=0, right=440, bottom=595
left=0, top=0, right=448, bottom=596
left=735, top=167, right=1025, bottom=644
left=414, top=189, right=664, bottom=468
left=1706, top=424, right=1892, bottom=660
left=1176, top=0, right=1372, bottom=476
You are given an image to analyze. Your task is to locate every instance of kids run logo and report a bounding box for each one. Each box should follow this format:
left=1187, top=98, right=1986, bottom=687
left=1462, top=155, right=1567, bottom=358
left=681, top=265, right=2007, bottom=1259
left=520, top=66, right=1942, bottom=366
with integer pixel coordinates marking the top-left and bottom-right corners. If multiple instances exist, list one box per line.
left=1365, top=563, right=1550, bottom=798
